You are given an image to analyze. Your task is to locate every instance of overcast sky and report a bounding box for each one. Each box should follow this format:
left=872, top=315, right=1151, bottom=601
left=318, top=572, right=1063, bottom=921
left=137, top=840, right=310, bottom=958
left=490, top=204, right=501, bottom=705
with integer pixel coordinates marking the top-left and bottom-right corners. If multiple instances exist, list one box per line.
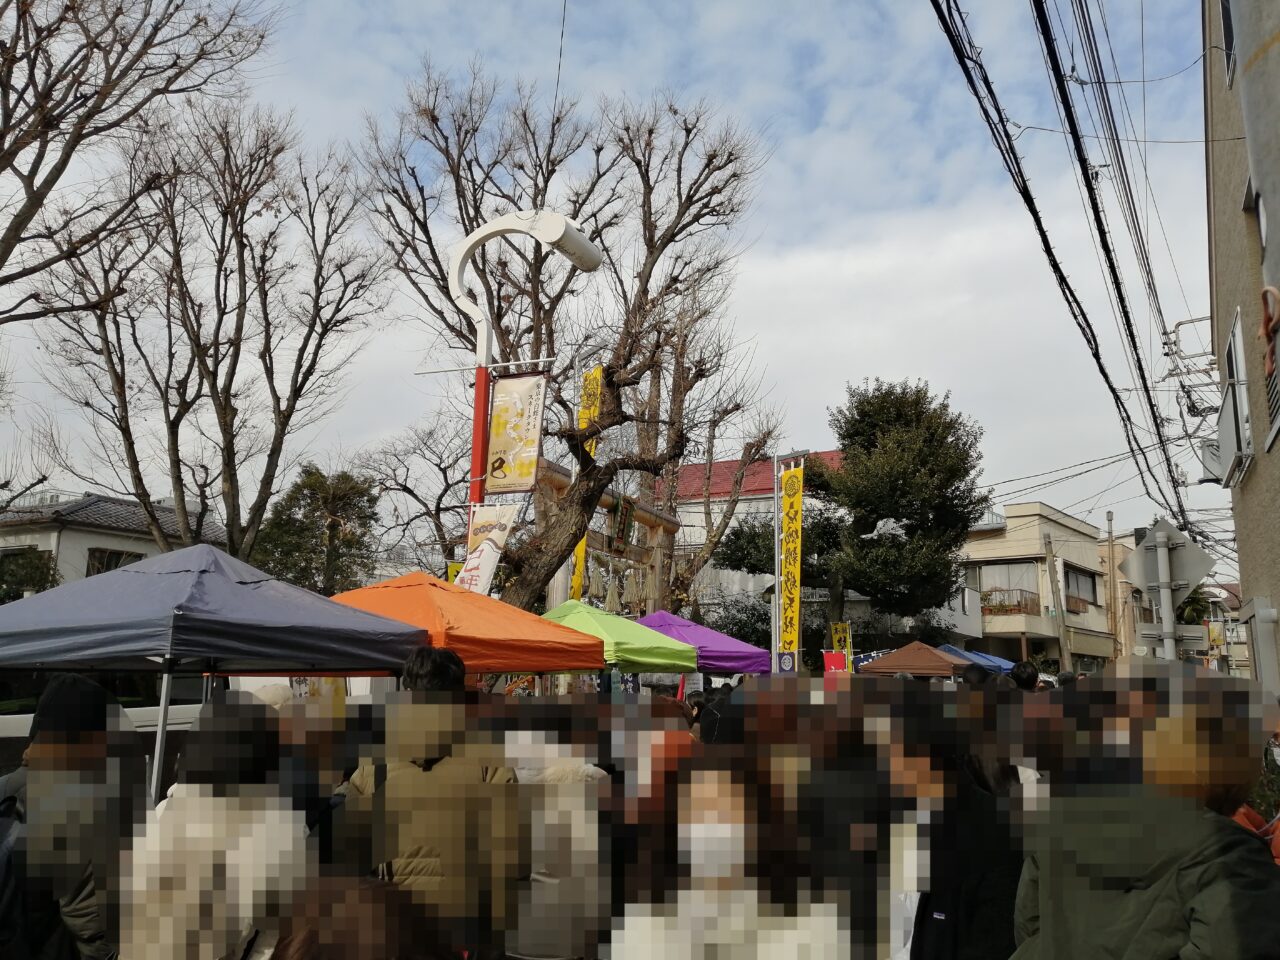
left=1, top=1, right=1234, bottom=568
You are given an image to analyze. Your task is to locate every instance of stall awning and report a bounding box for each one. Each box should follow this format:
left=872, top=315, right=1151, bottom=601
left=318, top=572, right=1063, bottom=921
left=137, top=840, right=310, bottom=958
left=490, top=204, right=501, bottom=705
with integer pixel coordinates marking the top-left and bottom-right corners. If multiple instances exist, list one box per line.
left=543, top=600, right=698, bottom=673
left=333, top=573, right=604, bottom=674
left=636, top=611, right=771, bottom=674
left=0, top=544, right=424, bottom=672
left=857, top=641, right=970, bottom=677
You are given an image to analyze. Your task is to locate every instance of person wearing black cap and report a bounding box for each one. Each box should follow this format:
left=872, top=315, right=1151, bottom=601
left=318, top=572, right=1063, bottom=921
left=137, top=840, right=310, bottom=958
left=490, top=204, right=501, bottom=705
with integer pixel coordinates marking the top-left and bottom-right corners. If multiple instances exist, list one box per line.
left=1, top=672, right=142, bottom=959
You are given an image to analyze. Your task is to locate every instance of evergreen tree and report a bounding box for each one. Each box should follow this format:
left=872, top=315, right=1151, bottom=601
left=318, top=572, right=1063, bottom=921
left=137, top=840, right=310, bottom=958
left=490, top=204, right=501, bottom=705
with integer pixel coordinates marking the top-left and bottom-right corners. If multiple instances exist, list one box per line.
left=253, top=463, right=381, bottom=596
left=821, top=378, right=988, bottom=618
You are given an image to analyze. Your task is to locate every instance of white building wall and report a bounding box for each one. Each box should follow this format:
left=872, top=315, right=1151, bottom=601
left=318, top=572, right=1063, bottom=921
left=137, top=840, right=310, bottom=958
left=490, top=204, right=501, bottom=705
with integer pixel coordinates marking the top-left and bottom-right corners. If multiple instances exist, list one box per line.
left=0, top=525, right=170, bottom=585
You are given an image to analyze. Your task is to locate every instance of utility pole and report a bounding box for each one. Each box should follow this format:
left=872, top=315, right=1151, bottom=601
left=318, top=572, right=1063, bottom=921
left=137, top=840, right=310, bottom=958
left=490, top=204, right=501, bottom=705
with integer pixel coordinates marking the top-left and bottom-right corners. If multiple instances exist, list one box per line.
left=1107, top=511, right=1118, bottom=641
left=1044, top=534, right=1073, bottom=672
left=1155, top=530, right=1178, bottom=662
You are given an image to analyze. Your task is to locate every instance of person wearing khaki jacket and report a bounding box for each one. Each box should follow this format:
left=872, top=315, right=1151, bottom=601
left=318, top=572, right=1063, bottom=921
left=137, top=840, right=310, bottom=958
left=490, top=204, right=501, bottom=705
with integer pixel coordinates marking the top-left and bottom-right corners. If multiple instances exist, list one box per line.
left=337, top=698, right=525, bottom=955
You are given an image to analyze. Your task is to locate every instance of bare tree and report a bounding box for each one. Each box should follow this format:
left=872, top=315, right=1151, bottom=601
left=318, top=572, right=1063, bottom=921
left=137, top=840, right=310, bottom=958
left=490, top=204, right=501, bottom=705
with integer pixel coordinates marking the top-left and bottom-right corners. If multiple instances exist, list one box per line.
left=38, top=98, right=385, bottom=558
left=0, top=0, right=270, bottom=327
left=368, top=65, right=774, bottom=610
left=0, top=358, right=50, bottom=511
left=363, top=405, right=473, bottom=574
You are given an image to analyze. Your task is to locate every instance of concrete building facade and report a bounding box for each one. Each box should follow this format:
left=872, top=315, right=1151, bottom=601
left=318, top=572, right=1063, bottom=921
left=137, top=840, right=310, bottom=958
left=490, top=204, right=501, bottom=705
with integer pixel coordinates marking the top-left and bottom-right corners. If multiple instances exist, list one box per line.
left=1202, top=0, right=1280, bottom=690
left=963, top=502, right=1115, bottom=670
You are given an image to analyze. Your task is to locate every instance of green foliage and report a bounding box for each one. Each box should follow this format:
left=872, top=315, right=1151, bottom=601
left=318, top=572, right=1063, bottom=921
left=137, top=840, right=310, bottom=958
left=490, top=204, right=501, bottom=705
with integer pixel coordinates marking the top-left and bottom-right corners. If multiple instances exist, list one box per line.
left=821, top=378, right=988, bottom=617
left=0, top=547, right=60, bottom=604
left=714, top=508, right=845, bottom=589
left=1176, top=585, right=1213, bottom=626
left=701, top=590, right=828, bottom=673
left=252, top=463, right=381, bottom=596
left=703, top=591, right=771, bottom=651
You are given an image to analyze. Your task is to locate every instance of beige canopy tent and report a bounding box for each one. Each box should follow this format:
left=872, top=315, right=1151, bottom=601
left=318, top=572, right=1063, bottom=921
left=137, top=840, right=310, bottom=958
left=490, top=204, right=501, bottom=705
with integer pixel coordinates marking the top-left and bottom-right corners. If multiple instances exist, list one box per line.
left=856, top=640, right=970, bottom=677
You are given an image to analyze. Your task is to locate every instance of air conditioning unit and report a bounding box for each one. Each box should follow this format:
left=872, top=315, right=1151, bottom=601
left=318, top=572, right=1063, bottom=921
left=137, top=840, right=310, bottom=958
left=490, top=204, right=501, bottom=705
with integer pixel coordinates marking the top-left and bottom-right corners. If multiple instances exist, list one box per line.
left=1217, top=387, right=1249, bottom=487
left=1198, top=439, right=1224, bottom=483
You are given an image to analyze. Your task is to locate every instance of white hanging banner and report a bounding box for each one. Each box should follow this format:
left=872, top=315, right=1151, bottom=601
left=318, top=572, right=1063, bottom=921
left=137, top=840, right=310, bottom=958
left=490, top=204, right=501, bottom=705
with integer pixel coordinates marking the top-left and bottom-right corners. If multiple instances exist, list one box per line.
left=454, top=503, right=520, bottom=595
left=486, top=373, right=548, bottom=494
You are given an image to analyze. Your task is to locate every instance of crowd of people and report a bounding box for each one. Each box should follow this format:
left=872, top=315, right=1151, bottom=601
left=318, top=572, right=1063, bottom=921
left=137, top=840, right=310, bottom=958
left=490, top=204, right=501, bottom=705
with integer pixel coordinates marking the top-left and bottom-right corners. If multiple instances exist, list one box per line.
left=2, top=650, right=1280, bottom=959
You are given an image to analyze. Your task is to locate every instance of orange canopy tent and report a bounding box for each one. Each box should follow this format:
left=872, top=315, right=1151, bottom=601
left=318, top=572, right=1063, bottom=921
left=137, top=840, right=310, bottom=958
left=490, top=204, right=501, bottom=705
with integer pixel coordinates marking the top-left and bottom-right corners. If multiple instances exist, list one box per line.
left=331, top=572, right=605, bottom=674
left=856, top=640, right=970, bottom=677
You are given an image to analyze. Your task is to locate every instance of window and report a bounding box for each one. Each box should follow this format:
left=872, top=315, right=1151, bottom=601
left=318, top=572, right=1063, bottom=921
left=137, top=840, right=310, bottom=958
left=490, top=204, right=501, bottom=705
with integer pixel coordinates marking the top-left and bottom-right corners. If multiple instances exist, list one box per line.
left=1218, top=307, right=1254, bottom=482
left=85, top=548, right=144, bottom=577
left=1222, top=0, right=1236, bottom=84
left=979, top=561, right=1038, bottom=593
left=1064, top=567, right=1098, bottom=604
left=0, top=547, right=57, bottom=604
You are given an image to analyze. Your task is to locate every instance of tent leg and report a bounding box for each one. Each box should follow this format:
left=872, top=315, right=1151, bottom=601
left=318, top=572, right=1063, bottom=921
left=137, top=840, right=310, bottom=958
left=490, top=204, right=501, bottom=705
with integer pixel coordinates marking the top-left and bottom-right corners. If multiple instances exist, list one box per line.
left=150, top=660, right=175, bottom=807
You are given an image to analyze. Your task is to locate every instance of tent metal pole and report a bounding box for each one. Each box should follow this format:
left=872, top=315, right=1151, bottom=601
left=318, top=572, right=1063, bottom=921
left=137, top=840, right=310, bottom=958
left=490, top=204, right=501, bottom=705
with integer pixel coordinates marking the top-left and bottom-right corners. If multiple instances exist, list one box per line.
left=150, top=658, right=175, bottom=807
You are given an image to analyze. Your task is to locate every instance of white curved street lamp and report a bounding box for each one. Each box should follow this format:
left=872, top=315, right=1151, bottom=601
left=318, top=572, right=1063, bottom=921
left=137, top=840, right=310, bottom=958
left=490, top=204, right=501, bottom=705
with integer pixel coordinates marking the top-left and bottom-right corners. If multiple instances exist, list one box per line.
left=448, top=210, right=602, bottom=506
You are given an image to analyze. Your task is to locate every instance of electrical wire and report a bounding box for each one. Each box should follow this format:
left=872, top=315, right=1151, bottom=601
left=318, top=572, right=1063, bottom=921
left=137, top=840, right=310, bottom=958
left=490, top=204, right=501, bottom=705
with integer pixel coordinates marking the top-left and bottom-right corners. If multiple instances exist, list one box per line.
left=1011, top=123, right=1243, bottom=145
left=1030, top=0, right=1194, bottom=537
left=551, top=0, right=568, bottom=119
left=929, top=0, right=1176, bottom=527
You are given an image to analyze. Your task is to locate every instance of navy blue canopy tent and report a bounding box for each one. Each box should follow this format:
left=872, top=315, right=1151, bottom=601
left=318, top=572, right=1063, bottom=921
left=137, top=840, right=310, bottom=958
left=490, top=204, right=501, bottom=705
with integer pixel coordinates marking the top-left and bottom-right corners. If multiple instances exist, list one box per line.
left=0, top=544, right=427, bottom=801
left=938, top=643, right=1015, bottom=674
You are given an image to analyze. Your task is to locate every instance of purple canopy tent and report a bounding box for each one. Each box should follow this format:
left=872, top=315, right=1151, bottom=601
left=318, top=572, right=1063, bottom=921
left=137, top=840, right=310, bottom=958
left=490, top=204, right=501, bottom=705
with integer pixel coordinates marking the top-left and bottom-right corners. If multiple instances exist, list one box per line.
left=636, top=611, right=772, bottom=674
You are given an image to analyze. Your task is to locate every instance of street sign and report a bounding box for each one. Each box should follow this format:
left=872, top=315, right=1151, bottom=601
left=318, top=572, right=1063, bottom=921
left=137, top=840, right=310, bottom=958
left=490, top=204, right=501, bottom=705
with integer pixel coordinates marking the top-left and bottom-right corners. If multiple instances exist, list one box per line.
left=1118, top=517, right=1214, bottom=610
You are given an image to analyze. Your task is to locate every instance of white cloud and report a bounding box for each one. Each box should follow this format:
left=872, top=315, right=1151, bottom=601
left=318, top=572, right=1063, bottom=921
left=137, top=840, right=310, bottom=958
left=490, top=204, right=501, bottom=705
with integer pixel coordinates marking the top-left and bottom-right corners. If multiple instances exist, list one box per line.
left=2, top=0, right=1230, bottom=562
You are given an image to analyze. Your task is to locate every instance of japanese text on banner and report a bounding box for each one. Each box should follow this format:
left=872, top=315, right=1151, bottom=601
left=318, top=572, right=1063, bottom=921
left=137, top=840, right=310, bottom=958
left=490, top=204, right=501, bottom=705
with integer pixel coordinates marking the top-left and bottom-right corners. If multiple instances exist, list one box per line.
left=778, top=464, right=804, bottom=670
left=455, top=504, right=519, bottom=595
left=486, top=374, right=548, bottom=494
left=570, top=365, right=603, bottom=600
left=831, top=621, right=851, bottom=654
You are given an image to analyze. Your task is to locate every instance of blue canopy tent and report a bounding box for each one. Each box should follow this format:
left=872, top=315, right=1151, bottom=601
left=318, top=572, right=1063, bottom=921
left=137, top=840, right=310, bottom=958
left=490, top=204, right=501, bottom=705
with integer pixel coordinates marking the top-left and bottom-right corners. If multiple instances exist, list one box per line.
left=938, top=643, right=1016, bottom=674
left=0, top=544, right=427, bottom=802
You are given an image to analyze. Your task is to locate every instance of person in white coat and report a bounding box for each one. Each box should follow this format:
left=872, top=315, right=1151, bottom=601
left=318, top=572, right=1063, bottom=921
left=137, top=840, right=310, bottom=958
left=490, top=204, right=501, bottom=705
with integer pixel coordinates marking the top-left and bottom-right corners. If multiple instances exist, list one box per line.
left=120, top=694, right=311, bottom=960
left=505, top=723, right=611, bottom=960
left=606, top=749, right=848, bottom=960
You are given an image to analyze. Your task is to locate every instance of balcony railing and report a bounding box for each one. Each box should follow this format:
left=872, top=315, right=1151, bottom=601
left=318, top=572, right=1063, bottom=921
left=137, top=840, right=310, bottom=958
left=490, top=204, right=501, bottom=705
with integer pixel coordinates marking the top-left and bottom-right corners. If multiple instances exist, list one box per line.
left=1064, top=594, right=1090, bottom=615
left=981, top=589, right=1041, bottom=616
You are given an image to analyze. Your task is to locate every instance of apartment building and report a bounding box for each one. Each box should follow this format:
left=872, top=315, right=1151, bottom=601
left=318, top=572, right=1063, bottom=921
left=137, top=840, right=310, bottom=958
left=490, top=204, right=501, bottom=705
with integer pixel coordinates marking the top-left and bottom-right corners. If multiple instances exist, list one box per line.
left=1202, top=1, right=1280, bottom=690
left=964, top=502, right=1116, bottom=671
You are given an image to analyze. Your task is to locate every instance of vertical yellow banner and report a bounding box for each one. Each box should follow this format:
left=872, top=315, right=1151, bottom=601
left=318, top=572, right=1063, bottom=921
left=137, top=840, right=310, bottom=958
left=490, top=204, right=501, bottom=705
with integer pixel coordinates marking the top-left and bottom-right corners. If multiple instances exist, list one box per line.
left=778, top=464, right=804, bottom=671
left=570, top=366, right=603, bottom=600
left=831, top=621, right=850, bottom=653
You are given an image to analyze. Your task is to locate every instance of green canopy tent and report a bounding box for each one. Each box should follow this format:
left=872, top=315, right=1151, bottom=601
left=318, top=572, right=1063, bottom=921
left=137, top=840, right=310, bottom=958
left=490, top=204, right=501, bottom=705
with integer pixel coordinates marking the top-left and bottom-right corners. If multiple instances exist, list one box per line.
left=542, top=600, right=698, bottom=673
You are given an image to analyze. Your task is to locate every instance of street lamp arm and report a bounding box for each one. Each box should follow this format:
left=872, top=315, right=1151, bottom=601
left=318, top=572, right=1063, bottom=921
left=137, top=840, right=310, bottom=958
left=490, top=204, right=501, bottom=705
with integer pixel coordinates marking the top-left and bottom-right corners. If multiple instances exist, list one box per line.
left=446, top=208, right=603, bottom=511
left=448, top=210, right=603, bottom=364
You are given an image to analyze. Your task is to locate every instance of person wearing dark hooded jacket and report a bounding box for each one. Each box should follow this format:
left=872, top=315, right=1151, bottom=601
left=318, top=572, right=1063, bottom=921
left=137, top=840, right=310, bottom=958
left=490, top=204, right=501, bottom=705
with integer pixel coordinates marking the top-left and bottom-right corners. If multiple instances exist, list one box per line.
left=1012, top=674, right=1280, bottom=959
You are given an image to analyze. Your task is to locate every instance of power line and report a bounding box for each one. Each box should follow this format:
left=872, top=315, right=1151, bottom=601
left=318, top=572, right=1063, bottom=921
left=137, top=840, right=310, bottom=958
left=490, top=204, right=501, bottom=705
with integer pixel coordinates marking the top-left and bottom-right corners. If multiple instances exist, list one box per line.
left=551, top=0, right=568, bottom=119
left=928, top=0, right=1176, bottom=526
left=1011, top=123, right=1242, bottom=145
left=1030, top=0, right=1193, bottom=536
left=987, top=441, right=1163, bottom=488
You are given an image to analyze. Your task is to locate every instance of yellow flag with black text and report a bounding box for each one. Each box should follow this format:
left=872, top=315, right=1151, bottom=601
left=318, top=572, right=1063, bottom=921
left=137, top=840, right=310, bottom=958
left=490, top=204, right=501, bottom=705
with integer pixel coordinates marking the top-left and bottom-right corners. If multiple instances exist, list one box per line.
left=570, top=365, right=603, bottom=600
left=778, top=464, right=803, bottom=672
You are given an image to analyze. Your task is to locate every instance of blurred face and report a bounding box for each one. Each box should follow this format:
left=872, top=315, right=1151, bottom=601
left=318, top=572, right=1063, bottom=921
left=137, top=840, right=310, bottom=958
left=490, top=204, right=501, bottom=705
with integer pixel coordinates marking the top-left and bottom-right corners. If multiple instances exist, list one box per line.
left=678, top=769, right=750, bottom=885
left=25, top=732, right=113, bottom=888
left=1141, top=708, right=1258, bottom=809
left=385, top=700, right=466, bottom=761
